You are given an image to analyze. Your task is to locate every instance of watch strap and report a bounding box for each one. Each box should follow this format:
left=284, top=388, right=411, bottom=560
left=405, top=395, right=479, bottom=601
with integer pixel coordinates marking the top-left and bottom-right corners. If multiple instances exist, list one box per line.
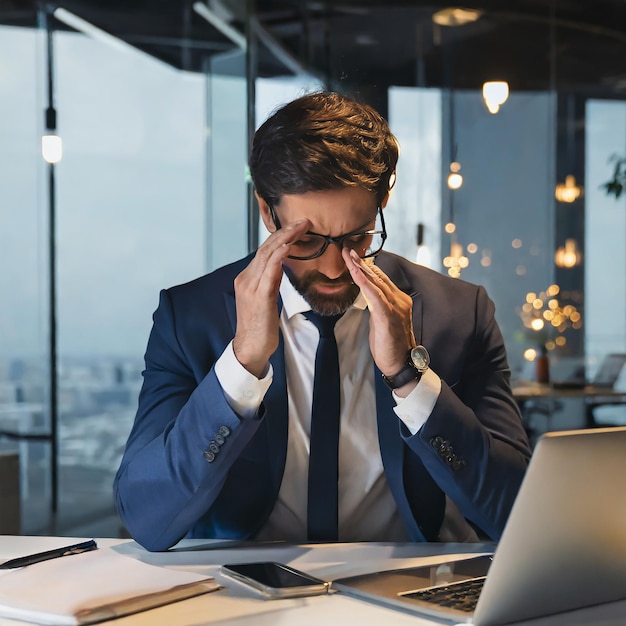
left=381, top=353, right=423, bottom=390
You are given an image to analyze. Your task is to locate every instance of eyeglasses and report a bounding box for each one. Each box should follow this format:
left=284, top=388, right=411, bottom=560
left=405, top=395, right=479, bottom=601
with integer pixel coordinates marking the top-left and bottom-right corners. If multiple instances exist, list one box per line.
left=268, top=204, right=387, bottom=261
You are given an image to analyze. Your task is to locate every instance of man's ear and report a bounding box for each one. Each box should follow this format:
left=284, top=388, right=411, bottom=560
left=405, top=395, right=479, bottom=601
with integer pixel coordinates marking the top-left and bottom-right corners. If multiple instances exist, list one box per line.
left=255, top=191, right=276, bottom=233
left=380, top=191, right=390, bottom=209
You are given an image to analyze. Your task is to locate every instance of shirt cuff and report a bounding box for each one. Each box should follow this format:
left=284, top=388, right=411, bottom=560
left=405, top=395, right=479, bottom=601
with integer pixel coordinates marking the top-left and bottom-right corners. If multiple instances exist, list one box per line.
left=214, top=341, right=273, bottom=419
left=392, top=367, right=442, bottom=435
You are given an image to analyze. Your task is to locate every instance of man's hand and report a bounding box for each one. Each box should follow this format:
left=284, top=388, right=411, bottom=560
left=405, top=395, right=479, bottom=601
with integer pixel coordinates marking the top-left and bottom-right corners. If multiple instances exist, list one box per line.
left=343, top=248, right=417, bottom=386
left=232, top=219, right=310, bottom=378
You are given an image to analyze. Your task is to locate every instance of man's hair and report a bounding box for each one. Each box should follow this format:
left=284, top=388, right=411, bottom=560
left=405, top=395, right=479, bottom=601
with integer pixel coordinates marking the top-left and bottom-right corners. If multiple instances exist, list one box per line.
left=249, top=91, right=399, bottom=206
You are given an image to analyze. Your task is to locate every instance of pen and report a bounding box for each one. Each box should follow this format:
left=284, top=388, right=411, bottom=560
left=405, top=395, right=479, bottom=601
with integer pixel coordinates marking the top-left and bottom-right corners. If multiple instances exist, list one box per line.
left=0, top=539, right=98, bottom=570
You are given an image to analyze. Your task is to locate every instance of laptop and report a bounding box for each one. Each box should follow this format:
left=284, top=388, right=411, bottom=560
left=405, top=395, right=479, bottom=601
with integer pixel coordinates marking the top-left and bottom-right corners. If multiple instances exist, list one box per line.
left=551, top=353, right=626, bottom=390
left=333, top=426, right=626, bottom=625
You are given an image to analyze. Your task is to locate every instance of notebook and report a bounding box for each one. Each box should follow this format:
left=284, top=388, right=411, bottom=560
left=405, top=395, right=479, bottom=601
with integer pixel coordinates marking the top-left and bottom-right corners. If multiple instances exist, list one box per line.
left=551, top=352, right=626, bottom=389
left=0, top=546, right=220, bottom=625
left=333, top=426, right=626, bottom=625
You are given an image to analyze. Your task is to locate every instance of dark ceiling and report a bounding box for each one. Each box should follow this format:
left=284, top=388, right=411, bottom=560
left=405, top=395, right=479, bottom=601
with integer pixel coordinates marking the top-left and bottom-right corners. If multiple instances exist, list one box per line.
left=2, top=0, right=626, bottom=96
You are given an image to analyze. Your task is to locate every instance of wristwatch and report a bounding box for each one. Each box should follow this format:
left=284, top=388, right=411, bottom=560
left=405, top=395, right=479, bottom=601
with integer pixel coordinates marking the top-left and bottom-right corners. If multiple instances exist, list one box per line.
left=381, top=345, right=430, bottom=390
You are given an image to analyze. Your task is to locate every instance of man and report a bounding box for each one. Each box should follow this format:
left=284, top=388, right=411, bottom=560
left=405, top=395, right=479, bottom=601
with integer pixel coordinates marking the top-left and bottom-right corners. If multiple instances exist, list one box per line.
left=114, top=91, right=531, bottom=552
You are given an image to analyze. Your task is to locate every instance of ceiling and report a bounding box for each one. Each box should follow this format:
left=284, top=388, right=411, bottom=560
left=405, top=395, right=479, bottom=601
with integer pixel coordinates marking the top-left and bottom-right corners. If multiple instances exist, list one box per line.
left=2, top=0, right=626, bottom=96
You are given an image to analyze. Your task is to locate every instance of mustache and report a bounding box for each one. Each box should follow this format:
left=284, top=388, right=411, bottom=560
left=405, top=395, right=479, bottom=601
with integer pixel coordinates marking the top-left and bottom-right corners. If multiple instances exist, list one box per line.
left=306, top=272, right=353, bottom=287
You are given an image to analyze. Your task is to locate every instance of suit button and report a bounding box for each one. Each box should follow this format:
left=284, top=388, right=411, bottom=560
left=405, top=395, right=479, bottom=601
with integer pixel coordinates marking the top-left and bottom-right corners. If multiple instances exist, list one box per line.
left=215, top=433, right=225, bottom=446
left=209, top=442, right=220, bottom=454
left=218, top=425, right=231, bottom=437
left=430, top=436, right=444, bottom=449
left=203, top=450, right=215, bottom=463
left=453, top=459, right=467, bottom=470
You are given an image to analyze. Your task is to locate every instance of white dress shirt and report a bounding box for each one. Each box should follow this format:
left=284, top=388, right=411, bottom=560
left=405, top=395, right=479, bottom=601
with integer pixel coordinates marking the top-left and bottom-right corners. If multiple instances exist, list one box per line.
left=214, top=273, right=457, bottom=542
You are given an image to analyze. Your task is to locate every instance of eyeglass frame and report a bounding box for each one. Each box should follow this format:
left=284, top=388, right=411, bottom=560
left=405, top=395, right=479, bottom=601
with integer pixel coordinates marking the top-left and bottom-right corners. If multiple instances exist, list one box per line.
left=267, top=203, right=388, bottom=260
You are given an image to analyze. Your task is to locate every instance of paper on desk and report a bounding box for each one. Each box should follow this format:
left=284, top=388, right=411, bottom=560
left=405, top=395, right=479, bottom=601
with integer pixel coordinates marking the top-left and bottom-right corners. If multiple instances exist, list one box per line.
left=0, top=547, right=220, bottom=625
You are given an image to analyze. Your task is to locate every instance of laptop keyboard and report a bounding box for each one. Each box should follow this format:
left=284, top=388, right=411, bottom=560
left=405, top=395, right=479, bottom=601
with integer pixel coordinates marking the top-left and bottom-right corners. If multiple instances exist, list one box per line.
left=401, top=576, right=487, bottom=613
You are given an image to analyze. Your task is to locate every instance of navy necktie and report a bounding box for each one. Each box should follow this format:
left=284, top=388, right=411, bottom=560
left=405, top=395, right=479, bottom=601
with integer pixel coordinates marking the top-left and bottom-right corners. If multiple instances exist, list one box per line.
left=304, top=311, right=342, bottom=542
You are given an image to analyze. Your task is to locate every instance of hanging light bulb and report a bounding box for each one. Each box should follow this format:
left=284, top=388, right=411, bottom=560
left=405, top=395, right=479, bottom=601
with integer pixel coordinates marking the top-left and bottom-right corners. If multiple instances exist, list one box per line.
left=42, top=106, right=62, bottom=164
left=414, top=223, right=433, bottom=267
left=42, top=134, right=63, bottom=164
left=482, top=81, right=509, bottom=114
left=447, top=161, right=463, bottom=189
left=554, top=175, right=583, bottom=203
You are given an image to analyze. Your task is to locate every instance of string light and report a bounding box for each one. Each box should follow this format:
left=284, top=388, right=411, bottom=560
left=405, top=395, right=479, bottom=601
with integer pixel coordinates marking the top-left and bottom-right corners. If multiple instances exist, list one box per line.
left=519, top=284, right=582, bottom=351
left=554, top=175, right=583, bottom=203
left=432, top=7, right=482, bottom=26
left=443, top=242, right=469, bottom=278
left=554, top=238, right=582, bottom=268
left=447, top=161, right=463, bottom=190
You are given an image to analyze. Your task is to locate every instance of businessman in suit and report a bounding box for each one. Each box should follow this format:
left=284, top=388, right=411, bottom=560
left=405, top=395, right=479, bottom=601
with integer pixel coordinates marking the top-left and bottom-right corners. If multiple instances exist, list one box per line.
left=114, top=91, right=531, bottom=552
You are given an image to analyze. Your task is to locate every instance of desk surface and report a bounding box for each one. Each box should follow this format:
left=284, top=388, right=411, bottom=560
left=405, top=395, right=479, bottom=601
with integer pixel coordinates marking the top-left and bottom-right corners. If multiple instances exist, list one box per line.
left=512, top=380, right=626, bottom=402
left=2, top=536, right=626, bottom=626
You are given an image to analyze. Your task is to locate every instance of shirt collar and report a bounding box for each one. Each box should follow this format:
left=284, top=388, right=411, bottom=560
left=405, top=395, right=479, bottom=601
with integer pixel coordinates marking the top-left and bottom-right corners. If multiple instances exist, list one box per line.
left=279, top=272, right=367, bottom=321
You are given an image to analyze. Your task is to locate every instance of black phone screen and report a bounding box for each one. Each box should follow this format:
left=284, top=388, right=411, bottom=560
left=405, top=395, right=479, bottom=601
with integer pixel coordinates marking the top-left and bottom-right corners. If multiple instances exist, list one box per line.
left=224, top=562, right=322, bottom=588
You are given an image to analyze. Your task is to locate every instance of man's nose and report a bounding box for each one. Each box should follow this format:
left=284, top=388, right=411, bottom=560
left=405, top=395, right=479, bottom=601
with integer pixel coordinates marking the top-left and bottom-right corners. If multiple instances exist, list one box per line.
left=317, top=241, right=348, bottom=279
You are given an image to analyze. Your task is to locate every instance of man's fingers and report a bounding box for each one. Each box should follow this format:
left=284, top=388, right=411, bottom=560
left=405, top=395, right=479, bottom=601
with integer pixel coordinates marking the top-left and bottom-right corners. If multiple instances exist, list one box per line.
left=344, top=251, right=389, bottom=313
left=255, top=219, right=310, bottom=266
left=241, top=219, right=310, bottom=294
left=344, top=249, right=391, bottom=303
left=352, top=253, right=397, bottom=297
left=367, top=262, right=397, bottom=290
left=237, top=217, right=311, bottom=312
left=344, top=248, right=413, bottom=321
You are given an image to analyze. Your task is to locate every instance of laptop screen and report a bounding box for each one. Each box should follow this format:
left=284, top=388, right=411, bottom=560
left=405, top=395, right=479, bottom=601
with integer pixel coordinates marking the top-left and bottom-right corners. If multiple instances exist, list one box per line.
left=592, top=353, right=626, bottom=387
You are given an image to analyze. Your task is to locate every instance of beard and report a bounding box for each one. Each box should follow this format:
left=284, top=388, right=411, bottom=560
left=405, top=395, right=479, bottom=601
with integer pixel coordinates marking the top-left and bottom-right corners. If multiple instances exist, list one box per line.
left=285, top=267, right=360, bottom=316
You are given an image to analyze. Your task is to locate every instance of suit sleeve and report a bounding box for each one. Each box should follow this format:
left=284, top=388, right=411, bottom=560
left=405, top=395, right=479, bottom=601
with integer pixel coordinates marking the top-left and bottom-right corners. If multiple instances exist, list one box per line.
left=403, top=285, right=532, bottom=540
left=113, top=289, right=263, bottom=551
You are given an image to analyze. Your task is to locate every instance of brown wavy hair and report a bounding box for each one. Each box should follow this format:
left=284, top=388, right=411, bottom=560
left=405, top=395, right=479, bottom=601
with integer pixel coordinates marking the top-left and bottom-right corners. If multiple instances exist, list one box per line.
left=249, top=91, right=399, bottom=206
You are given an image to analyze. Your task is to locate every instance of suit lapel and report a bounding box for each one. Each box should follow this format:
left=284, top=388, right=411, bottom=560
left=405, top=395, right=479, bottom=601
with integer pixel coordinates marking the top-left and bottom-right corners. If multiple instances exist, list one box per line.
left=224, top=291, right=237, bottom=336
left=375, top=366, right=405, bottom=483
left=412, top=292, right=424, bottom=345
left=264, top=332, right=289, bottom=488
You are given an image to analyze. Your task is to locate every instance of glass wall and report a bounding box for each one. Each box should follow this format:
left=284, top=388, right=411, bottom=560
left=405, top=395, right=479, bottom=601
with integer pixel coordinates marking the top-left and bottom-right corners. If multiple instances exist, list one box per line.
left=206, top=50, right=248, bottom=269
left=0, top=25, right=49, bottom=533
left=387, top=87, right=442, bottom=272
left=53, top=32, right=206, bottom=532
left=584, top=100, right=626, bottom=424
left=0, top=21, right=208, bottom=534
left=586, top=100, right=626, bottom=360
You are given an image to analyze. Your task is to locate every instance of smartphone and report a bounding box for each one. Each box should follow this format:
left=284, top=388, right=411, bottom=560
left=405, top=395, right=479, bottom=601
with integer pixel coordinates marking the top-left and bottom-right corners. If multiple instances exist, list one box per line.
left=220, top=561, right=330, bottom=599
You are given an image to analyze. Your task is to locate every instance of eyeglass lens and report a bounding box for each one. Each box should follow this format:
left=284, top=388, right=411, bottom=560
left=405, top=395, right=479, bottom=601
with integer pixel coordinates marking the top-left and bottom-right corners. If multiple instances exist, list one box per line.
left=269, top=204, right=386, bottom=260
left=289, top=229, right=385, bottom=259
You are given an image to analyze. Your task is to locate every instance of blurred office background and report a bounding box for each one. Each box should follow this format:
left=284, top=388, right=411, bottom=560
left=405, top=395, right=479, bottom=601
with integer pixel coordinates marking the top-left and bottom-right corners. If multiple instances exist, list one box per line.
left=0, top=0, right=625, bottom=537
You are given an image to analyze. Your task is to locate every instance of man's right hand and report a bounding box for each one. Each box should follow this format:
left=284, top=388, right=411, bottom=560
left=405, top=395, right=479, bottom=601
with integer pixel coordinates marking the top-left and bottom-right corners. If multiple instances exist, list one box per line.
left=232, top=219, right=310, bottom=378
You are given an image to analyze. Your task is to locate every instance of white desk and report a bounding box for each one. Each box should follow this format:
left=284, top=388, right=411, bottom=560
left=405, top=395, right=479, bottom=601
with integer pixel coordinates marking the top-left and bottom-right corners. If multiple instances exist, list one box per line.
left=1, top=536, right=626, bottom=625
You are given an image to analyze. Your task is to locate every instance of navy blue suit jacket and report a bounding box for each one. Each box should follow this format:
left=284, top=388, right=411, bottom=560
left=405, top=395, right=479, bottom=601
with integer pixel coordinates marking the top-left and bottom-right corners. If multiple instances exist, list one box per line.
left=114, top=251, right=531, bottom=551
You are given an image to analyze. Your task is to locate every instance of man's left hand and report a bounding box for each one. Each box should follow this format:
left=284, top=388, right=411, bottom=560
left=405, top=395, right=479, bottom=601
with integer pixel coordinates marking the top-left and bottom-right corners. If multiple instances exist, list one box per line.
left=343, top=248, right=417, bottom=385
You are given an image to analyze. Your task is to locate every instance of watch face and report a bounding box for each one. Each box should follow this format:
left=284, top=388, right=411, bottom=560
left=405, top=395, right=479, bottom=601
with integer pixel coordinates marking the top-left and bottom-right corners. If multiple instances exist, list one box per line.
left=410, top=345, right=430, bottom=372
